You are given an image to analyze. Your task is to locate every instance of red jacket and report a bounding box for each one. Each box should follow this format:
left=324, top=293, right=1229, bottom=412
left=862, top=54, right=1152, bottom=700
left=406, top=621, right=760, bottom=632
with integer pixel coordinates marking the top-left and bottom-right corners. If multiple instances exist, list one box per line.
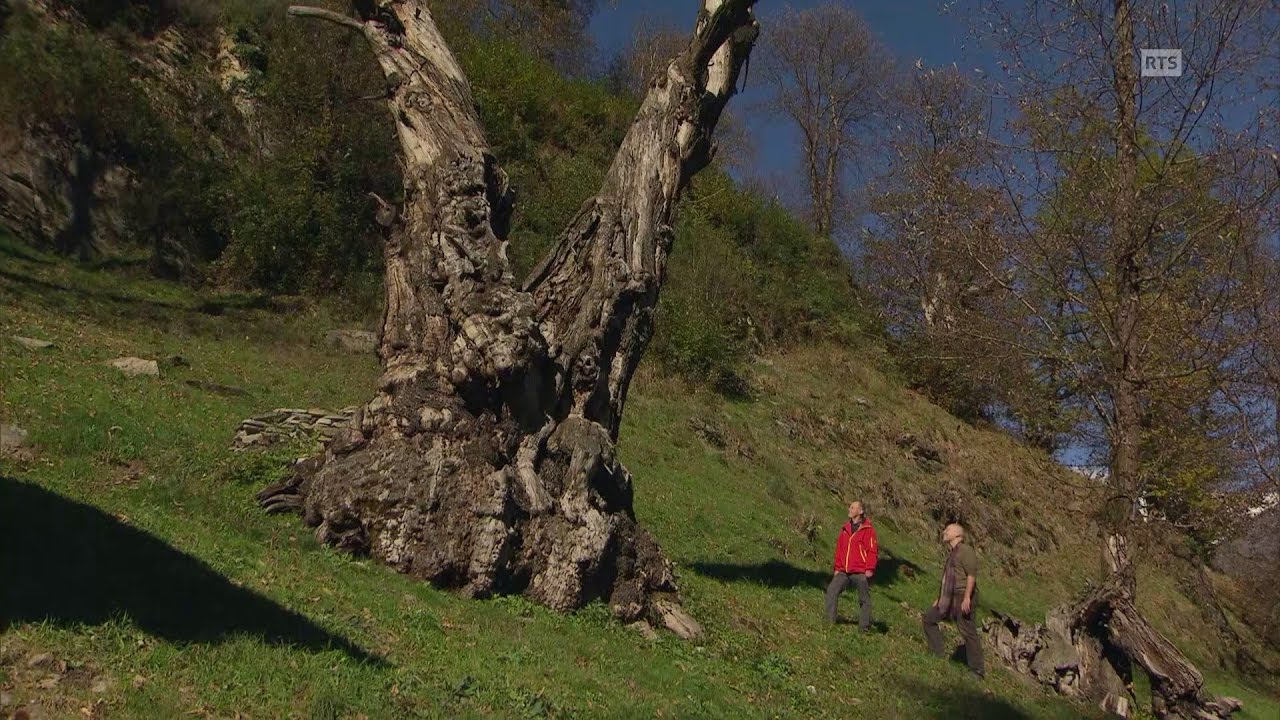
left=834, top=518, right=879, bottom=574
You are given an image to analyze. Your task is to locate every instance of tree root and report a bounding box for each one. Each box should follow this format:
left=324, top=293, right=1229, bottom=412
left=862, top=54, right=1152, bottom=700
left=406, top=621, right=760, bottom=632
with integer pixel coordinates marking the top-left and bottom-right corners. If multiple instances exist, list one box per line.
left=985, top=588, right=1242, bottom=719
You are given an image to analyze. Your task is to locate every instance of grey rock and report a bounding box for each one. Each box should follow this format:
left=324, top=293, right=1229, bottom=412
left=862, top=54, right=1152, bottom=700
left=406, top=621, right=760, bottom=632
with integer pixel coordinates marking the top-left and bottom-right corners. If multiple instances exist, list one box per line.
left=324, top=329, right=378, bottom=355
left=233, top=432, right=268, bottom=449
left=687, top=417, right=726, bottom=448
left=656, top=600, right=703, bottom=640
left=232, top=407, right=358, bottom=450
left=1, top=424, right=30, bottom=452
left=1, top=128, right=133, bottom=256
left=12, top=335, right=54, bottom=350
left=106, top=357, right=159, bottom=377
left=627, top=620, right=659, bottom=641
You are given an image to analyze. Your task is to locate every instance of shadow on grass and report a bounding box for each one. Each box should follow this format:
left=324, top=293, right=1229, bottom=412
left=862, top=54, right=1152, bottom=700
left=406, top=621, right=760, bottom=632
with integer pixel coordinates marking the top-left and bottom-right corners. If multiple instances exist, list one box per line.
left=0, top=268, right=282, bottom=319
left=0, top=476, right=382, bottom=665
left=897, top=678, right=1035, bottom=720
left=0, top=238, right=56, bottom=265
left=689, top=551, right=925, bottom=590
left=689, top=559, right=828, bottom=589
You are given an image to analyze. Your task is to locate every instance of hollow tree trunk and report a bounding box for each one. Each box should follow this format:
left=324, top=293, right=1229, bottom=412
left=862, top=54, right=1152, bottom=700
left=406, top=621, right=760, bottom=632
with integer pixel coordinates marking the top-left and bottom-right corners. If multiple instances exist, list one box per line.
left=258, top=0, right=757, bottom=633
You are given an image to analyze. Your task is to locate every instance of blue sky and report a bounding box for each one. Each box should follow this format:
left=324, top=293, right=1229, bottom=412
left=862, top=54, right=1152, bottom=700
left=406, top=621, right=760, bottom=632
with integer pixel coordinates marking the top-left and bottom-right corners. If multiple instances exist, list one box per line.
left=588, top=1, right=998, bottom=182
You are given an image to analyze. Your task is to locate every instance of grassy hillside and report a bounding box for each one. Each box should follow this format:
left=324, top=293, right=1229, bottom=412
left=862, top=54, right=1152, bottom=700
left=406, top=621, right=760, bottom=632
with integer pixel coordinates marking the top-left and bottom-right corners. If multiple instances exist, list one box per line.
left=1, top=235, right=1276, bottom=718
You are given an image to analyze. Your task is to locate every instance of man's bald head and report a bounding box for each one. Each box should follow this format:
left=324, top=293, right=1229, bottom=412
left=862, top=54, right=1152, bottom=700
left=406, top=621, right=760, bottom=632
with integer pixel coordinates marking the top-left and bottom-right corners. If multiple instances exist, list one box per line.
left=943, top=523, right=965, bottom=546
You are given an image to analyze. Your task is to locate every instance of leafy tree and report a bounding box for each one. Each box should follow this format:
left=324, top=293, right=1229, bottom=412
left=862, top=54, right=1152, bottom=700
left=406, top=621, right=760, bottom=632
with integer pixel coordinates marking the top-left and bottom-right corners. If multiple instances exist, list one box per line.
left=872, top=1, right=1280, bottom=715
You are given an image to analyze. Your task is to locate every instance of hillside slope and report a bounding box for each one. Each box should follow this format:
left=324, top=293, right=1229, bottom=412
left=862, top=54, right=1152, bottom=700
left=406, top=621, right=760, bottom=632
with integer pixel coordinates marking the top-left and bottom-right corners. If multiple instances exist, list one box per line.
left=2, top=237, right=1276, bottom=719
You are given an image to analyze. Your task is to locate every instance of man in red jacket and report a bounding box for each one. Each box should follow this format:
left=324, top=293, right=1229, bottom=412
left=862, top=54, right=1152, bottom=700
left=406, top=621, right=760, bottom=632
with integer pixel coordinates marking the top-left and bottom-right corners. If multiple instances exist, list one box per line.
left=825, top=500, right=879, bottom=631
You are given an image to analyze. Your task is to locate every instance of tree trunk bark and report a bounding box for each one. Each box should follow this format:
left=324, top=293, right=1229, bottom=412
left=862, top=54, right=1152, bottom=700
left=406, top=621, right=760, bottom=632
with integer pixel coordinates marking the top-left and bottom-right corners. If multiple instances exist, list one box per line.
left=258, top=0, right=758, bottom=633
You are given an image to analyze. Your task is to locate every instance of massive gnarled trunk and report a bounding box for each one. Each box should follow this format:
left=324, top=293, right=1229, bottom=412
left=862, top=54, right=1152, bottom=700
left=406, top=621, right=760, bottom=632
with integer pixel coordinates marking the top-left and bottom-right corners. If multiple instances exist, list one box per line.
left=257, top=0, right=758, bottom=632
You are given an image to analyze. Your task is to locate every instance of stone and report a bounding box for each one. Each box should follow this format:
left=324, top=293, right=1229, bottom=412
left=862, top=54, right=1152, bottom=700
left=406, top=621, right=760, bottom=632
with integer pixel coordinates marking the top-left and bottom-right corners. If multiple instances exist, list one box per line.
left=106, top=357, right=159, bottom=377
left=627, top=620, right=659, bottom=641
left=687, top=417, right=726, bottom=448
left=12, top=336, right=53, bottom=350
left=1, top=424, right=30, bottom=453
left=26, top=653, right=52, bottom=669
left=324, top=329, right=378, bottom=355
left=234, top=432, right=267, bottom=448
left=232, top=407, right=357, bottom=450
left=0, top=430, right=35, bottom=461
left=655, top=600, right=703, bottom=640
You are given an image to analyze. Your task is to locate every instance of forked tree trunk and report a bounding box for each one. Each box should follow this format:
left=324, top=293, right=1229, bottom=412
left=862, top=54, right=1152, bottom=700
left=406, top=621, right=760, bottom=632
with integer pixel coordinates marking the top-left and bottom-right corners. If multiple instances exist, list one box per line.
left=258, top=0, right=758, bottom=632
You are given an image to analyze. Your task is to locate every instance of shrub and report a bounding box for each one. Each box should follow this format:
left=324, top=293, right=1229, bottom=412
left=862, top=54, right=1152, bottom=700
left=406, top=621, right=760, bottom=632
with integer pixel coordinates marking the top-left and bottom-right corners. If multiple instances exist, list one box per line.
left=65, top=0, right=224, bottom=33
left=207, top=2, right=398, bottom=294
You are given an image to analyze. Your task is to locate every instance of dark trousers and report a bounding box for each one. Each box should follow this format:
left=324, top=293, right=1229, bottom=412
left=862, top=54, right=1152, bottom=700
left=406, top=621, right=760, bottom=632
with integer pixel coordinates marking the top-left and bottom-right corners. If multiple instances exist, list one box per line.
left=824, top=572, right=871, bottom=630
left=922, top=601, right=985, bottom=676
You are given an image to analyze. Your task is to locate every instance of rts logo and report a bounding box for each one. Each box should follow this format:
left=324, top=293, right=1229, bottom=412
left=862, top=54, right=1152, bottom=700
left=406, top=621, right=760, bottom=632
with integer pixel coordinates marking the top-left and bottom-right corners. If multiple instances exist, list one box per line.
left=1140, top=49, right=1182, bottom=77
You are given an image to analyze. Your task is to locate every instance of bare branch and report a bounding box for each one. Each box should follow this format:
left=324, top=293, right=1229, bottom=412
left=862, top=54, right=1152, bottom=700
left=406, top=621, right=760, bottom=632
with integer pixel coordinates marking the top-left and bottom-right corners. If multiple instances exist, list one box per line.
left=287, top=5, right=366, bottom=32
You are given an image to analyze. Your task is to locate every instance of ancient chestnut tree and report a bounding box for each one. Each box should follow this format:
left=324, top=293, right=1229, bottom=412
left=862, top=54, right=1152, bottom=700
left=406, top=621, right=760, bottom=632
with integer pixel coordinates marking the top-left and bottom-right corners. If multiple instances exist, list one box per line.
left=258, top=0, right=758, bottom=635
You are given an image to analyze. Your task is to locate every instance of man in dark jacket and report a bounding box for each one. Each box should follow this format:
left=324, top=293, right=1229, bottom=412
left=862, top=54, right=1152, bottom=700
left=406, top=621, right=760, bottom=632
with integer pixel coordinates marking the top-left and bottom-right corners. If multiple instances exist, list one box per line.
left=825, top=501, right=879, bottom=631
left=922, top=523, right=985, bottom=677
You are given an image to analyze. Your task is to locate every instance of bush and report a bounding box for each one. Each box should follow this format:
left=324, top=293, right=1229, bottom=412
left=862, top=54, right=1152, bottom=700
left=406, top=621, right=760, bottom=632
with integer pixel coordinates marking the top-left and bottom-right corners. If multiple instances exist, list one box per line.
left=200, top=2, right=399, bottom=294
left=459, top=35, right=635, bottom=276
left=65, top=0, right=223, bottom=34
left=0, top=13, right=159, bottom=156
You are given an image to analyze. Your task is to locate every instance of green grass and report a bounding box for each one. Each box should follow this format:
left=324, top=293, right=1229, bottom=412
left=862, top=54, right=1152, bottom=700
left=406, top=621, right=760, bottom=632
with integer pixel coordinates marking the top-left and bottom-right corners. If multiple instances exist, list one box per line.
left=1, top=236, right=1276, bottom=718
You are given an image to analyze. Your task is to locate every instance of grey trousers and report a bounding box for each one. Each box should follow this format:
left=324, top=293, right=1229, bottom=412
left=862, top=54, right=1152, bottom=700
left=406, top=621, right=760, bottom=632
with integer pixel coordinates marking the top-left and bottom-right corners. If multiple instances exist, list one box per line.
left=824, top=572, right=871, bottom=630
left=922, top=602, right=985, bottom=677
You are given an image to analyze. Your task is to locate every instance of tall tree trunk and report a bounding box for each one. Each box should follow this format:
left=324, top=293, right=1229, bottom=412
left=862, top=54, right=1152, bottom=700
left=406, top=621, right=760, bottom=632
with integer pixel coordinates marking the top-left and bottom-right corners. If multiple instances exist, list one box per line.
left=1108, top=0, right=1142, bottom=596
left=257, top=0, right=757, bottom=633
left=819, top=136, right=838, bottom=238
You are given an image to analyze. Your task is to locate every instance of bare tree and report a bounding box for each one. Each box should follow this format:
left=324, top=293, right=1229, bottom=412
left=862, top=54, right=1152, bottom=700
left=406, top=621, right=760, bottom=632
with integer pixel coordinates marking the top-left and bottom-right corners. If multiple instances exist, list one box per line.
left=758, top=2, right=893, bottom=237
left=609, top=15, right=686, bottom=95
left=865, top=68, right=1002, bottom=404
left=259, top=0, right=758, bottom=635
